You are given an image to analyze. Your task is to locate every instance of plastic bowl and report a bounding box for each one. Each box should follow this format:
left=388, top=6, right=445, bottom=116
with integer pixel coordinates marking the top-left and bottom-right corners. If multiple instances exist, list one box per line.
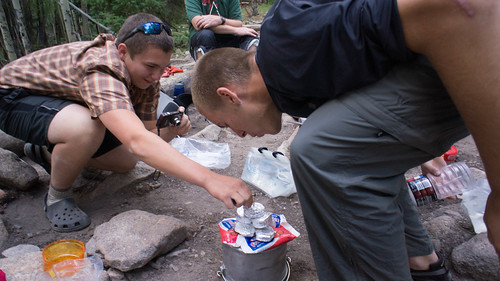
left=42, top=239, right=85, bottom=273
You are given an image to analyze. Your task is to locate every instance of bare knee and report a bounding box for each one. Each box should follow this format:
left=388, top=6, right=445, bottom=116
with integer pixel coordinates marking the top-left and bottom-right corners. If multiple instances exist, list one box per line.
left=48, top=104, right=106, bottom=151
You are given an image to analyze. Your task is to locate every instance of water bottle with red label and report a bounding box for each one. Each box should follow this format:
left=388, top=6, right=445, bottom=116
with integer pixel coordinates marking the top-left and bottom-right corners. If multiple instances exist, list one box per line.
left=407, top=161, right=475, bottom=206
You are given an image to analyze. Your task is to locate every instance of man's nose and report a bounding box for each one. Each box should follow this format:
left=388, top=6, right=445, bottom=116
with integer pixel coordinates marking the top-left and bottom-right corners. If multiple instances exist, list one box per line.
left=152, top=68, right=163, bottom=81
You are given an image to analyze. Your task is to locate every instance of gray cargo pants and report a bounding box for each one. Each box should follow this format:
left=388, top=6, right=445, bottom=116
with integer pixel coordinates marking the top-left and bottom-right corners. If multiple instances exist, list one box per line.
left=290, top=57, right=469, bottom=280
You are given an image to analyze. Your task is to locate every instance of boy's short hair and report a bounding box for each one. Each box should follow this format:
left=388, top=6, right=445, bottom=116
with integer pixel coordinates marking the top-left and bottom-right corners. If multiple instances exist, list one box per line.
left=116, top=13, right=174, bottom=58
left=192, top=48, right=254, bottom=111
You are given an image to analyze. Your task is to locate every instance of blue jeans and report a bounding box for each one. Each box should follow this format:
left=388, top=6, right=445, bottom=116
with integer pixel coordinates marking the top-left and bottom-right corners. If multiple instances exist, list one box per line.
left=189, top=29, right=258, bottom=60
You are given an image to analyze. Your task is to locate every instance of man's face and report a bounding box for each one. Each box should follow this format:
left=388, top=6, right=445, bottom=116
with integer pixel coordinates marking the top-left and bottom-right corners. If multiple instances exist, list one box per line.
left=123, top=47, right=172, bottom=89
left=200, top=101, right=282, bottom=138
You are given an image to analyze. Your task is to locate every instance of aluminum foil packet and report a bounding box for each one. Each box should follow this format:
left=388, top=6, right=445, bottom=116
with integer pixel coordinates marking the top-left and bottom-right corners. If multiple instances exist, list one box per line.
left=219, top=203, right=300, bottom=254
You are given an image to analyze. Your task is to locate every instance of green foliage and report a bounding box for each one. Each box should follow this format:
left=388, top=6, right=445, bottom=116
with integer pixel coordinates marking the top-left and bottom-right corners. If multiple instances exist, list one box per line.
left=85, top=0, right=189, bottom=49
left=172, top=25, right=190, bottom=52
left=257, top=0, right=275, bottom=16
left=86, top=0, right=188, bottom=34
left=1, top=0, right=275, bottom=60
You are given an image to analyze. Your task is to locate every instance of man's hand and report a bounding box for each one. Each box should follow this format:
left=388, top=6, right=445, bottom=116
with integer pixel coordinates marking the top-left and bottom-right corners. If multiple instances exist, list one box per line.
left=420, top=156, right=459, bottom=199
left=194, top=15, right=223, bottom=30
left=203, top=173, right=253, bottom=209
left=420, top=156, right=446, bottom=176
left=233, top=27, right=259, bottom=37
left=161, top=106, right=191, bottom=135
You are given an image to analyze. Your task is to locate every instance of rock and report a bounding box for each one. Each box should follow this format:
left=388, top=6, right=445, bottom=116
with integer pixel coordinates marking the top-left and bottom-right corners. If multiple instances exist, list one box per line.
left=160, top=69, right=193, bottom=97
left=190, top=124, right=222, bottom=142
left=0, top=251, right=44, bottom=281
left=1, top=244, right=40, bottom=258
left=0, top=148, right=39, bottom=190
left=452, top=233, right=500, bottom=280
left=0, top=130, right=24, bottom=157
left=86, top=161, right=155, bottom=200
left=87, top=209, right=189, bottom=272
left=0, top=220, right=8, bottom=249
left=424, top=212, right=475, bottom=258
left=107, top=268, right=127, bottom=281
left=99, top=270, right=111, bottom=281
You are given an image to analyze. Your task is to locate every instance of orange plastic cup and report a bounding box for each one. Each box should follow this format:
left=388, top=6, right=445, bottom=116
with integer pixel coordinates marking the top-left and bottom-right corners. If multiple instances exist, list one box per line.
left=42, top=239, right=85, bottom=276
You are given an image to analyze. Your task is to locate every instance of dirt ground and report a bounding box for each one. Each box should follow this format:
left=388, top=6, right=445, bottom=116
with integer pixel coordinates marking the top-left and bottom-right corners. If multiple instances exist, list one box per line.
left=0, top=99, right=484, bottom=281
left=0, top=102, right=322, bottom=280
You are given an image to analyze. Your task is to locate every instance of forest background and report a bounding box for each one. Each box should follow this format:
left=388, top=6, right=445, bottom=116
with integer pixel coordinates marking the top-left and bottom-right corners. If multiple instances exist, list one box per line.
left=0, top=0, right=271, bottom=67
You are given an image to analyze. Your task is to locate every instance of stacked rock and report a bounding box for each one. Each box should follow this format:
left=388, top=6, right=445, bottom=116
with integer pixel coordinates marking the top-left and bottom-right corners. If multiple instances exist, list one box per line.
left=234, top=203, right=276, bottom=242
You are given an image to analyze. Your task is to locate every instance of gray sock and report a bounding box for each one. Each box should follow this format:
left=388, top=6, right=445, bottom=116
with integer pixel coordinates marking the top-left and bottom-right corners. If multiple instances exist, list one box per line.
left=47, top=186, right=73, bottom=206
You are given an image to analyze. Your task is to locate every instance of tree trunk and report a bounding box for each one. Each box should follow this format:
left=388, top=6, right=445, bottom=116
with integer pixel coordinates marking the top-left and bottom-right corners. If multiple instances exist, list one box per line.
left=0, top=1, right=17, bottom=61
left=36, top=0, right=48, bottom=47
left=80, top=0, right=91, bottom=39
left=250, top=0, right=259, bottom=16
left=57, top=0, right=77, bottom=42
left=11, top=0, right=31, bottom=55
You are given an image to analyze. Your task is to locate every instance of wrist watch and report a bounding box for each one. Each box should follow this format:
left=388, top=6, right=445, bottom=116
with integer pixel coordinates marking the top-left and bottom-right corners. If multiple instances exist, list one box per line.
left=220, top=17, right=226, bottom=25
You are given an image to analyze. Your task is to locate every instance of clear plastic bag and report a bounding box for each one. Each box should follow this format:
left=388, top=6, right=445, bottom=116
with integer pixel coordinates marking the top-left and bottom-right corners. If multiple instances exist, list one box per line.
left=170, top=137, right=231, bottom=169
left=53, top=256, right=103, bottom=281
left=241, top=147, right=296, bottom=198
left=459, top=178, right=490, bottom=234
left=35, top=256, right=103, bottom=281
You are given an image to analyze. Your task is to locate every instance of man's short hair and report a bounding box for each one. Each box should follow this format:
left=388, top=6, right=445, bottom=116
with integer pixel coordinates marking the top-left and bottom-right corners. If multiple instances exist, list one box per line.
left=192, top=48, right=254, bottom=111
left=115, top=13, right=174, bottom=58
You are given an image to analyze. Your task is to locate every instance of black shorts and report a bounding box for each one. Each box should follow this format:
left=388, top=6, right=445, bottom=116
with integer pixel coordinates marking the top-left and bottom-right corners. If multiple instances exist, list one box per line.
left=0, top=88, right=121, bottom=158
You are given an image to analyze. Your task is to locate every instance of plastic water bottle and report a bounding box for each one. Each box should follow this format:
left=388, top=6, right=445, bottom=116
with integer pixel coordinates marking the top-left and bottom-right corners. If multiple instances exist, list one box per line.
left=173, top=81, right=185, bottom=97
left=407, top=162, right=475, bottom=206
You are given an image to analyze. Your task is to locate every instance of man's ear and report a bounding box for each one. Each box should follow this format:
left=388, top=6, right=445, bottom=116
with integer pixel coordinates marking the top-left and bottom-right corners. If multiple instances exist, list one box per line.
left=117, top=43, right=129, bottom=60
left=216, top=87, right=241, bottom=105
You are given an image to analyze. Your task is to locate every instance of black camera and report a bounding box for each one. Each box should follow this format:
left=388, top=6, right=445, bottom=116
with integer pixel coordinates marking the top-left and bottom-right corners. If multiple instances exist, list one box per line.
left=156, top=110, right=183, bottom=128
left=156, top=100, right=184, bottom=128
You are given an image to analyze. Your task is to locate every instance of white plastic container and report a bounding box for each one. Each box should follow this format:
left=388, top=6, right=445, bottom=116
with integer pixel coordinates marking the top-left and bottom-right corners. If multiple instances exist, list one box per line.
left=241, top=147, right=296, bottom=198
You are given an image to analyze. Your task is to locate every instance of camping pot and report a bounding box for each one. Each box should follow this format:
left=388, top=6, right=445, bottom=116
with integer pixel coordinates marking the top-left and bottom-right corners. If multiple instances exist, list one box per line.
left=217, top=244, right=290, bottom=281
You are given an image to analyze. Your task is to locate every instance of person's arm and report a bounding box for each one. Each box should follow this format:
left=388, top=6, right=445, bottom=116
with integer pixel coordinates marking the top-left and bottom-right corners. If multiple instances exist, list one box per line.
left=193, top=15, right=257, bottom=37
left=398, top=0, right=500, bottom=259
left=99, top=109, right=253, bottom=208
left=192, top=0, right=257, bottom=36
left=192, top=15, right=257, bottom=37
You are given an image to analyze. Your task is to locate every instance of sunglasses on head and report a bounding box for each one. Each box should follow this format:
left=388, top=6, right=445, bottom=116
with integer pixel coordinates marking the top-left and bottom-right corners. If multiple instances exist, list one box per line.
left=119, top=22, right=172, bottom=44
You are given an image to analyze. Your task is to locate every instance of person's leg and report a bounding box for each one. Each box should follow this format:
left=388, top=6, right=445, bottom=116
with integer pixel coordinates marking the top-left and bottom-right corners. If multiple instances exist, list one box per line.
left=398, top=0, right=500, bottom=258
left=239, top=35, right=259, bottom=52
left=290, top=59, right=466, bottom=280
left=86, top=130, right=137, bottom=173
left=291, top=99, right=429, bottom=280
left=47, top=104, right=106, bottom=190
left=214, top=34, right=259, bottom=52
left=189, top=29, right=216, bottom=61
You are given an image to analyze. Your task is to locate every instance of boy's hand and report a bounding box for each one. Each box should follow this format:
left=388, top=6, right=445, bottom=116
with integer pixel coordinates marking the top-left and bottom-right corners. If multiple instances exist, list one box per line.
left=159, top=107, right=191, bottom=141
left=204, top=173, right=253, bottom=209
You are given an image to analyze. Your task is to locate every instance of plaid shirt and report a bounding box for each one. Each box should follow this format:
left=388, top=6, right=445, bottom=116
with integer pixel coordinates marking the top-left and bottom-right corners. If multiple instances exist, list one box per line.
left=0, top=34, right=159, bottom=120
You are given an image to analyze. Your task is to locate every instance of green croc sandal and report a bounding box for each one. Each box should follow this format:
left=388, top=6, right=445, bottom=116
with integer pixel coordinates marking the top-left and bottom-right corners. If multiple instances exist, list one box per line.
left=43, top=193, right=90, bottom=232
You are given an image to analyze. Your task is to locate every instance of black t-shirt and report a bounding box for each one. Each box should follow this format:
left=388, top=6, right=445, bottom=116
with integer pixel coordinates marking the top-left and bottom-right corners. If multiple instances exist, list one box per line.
left=255, top=0, right=416, bottom=117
